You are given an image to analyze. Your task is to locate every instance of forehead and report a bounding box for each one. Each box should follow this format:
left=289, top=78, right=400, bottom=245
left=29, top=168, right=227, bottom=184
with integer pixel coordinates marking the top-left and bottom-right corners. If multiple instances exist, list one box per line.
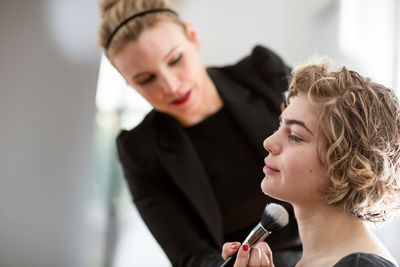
left=282, top=95, right=316, bottom=128
left=112, top=21, right=187, bottom=75
left=135, top=21, right=187, bottom=51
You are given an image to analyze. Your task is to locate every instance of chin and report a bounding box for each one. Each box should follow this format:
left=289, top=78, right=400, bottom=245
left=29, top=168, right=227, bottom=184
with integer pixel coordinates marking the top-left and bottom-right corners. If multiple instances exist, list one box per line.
left=261, top=177, right=283, bottom=200
left=260, top=177, right=271, bottom=195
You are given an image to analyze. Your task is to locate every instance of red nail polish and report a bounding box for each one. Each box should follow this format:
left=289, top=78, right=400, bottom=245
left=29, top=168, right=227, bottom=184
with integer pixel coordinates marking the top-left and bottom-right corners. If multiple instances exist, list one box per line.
left=231, top=243, right=237, bottom=249
left=243, top=244, right=249, bottom=251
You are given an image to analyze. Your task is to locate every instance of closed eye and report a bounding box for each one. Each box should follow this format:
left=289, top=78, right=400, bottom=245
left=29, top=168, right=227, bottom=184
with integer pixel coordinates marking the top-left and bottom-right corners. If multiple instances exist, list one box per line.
left=137, top=74, right=156, bottom=85
left=288, top=134, right=303, bottom=142
left=169, top=54, right=182, bottom=66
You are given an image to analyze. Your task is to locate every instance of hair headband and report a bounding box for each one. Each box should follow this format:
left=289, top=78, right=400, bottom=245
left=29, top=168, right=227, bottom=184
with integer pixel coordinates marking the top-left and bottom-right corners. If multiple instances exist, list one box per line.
left=105, top=8, right=178, bottom=50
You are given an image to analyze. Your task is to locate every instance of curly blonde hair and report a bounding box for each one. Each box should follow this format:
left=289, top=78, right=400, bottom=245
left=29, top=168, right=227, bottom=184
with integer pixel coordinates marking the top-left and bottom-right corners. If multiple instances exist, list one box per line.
left=288, top=59, right=400, bottom=222
left=97, top=0, right=186, bottom=58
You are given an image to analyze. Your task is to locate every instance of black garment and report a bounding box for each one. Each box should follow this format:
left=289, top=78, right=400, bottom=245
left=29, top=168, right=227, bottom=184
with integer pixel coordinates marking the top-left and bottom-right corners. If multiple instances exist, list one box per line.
left=333, top=253, right=396, bottom=267
left=185, top=107, right=267, bottom=241
left=116, top=45, right=301, bottom=267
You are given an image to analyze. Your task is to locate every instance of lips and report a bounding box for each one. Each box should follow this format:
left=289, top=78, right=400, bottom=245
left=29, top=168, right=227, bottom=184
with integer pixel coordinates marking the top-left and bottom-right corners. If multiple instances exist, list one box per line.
left=171, top=90, right=191, bottom=105
left=263, top=159, right=280, bottom=174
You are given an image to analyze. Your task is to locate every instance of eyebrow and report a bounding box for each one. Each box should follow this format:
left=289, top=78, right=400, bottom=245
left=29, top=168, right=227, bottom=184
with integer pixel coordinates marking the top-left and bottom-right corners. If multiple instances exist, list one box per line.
left=279, top=115, right=314, bottom=135
left=132, top=45, right=179, bottom=80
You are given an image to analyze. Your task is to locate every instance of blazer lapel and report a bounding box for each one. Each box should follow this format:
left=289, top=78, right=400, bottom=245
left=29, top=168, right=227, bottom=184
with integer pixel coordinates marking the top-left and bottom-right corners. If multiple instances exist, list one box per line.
left=209, top=69, right=280, bottom=158
left=155, top=113, right=223, bottom=246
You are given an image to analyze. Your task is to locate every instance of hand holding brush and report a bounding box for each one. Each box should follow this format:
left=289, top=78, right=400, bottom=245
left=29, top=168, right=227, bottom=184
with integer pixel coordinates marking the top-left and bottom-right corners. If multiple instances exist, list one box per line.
left=220, top=203, right=289, bottom=267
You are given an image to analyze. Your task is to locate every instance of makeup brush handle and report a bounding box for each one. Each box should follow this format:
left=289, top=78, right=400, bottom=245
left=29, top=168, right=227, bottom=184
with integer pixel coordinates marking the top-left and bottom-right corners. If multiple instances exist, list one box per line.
left=220, top=254, right=237, bottom=267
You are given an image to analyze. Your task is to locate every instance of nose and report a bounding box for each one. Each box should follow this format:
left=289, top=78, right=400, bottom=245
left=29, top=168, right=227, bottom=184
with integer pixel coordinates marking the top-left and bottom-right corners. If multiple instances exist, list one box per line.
left=263, top=130, right=281, bottom=155
left=160, top=71, right=180, bottom=94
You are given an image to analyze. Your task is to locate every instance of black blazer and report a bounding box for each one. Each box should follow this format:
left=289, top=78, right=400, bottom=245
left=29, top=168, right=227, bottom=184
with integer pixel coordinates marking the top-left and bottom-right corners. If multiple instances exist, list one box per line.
left=116, top=46, right=300, bottom=266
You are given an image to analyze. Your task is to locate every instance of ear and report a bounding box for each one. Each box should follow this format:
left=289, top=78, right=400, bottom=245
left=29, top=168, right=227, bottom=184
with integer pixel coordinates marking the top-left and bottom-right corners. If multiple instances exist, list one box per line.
left=184, top=21, right=200, bottom=49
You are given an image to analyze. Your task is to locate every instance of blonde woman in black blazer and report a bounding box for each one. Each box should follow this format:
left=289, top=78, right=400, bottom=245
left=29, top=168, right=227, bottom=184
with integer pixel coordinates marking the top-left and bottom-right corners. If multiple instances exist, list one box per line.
left=98, top=0, right=301, bottom=266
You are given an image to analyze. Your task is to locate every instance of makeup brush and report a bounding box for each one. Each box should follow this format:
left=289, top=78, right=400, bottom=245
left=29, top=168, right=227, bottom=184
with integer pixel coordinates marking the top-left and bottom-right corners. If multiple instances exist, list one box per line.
left=220, top=203, right=289, bottom=267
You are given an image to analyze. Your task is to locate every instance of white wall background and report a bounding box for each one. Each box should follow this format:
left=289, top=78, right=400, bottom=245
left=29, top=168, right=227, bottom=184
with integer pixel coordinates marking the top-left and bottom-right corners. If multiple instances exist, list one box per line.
left=0, top=0, right=399, bottom=267
left=0, top=1, right=100, bottom=267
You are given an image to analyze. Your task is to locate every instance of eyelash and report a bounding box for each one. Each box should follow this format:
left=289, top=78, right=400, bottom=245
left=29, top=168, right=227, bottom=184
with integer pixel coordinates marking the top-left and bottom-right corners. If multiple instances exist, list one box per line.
left=169, top=54, right=182, bottom=65
left=137, top=54, right=183, bottom=86
left=288, top=134, right=302, bottom=142
left=138, top=75, right=155, bottom=85
left=273, top=126, right=303, bottom=143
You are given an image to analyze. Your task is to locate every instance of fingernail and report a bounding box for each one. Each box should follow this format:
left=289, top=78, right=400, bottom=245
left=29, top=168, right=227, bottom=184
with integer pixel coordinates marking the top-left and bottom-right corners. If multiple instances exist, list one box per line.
left=231, top=243, right=237, bottom=249
left=243, top=244, right=249, bottom=251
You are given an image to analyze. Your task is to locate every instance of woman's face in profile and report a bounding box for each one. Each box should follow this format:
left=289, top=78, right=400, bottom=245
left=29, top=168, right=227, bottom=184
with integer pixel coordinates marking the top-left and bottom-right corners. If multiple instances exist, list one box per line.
left=112, top=21, right=211, bottom=124
left=261, top=94, right=329, bottom=205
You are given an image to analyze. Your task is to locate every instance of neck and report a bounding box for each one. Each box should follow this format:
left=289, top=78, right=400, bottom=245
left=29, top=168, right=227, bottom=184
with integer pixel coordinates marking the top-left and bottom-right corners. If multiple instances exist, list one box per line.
left=294, top=203, right=372, bottom=266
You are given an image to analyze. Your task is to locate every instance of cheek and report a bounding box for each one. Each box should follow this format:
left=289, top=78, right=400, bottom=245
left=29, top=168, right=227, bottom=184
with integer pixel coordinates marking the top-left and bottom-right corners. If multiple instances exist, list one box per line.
left=183, top=52, right=203, bottom=80
left=261, top=150, right=328, bottom=201
left=305, top=157, right=329, bottom=191
left=136, top=89, right=165, bottom=109
left=314, top=166, right=330, bottom=190
left=281, top=152, right=321, bottom=188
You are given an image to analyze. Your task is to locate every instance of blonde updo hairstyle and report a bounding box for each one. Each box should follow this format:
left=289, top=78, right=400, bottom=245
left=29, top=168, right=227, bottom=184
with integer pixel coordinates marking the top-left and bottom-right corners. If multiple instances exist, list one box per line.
left=288, top=59, right=400, bottom=223
left=98, top=0, right=186, bottom=59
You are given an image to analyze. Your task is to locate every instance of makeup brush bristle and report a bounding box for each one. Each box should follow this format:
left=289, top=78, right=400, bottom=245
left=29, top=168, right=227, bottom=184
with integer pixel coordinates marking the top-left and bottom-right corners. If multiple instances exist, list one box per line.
left=260, top=203, right=289, bottom=232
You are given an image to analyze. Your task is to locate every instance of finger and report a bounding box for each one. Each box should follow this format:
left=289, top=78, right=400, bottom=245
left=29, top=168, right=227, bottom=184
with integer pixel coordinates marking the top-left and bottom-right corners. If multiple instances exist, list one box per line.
left=233, top=244, right=250, bottom=267
left=222, top=242, right=241, bottom=260
left=259, top=249, right=270, bottom=267
left=256, top=242, right=274, bottom=266
left=247, top=246, right=262, bottom=266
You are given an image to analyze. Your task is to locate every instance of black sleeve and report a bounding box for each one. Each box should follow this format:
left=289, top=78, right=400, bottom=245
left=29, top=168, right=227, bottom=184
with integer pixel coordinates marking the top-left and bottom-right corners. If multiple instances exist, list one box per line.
left=116, top=131, right=224, bottom=267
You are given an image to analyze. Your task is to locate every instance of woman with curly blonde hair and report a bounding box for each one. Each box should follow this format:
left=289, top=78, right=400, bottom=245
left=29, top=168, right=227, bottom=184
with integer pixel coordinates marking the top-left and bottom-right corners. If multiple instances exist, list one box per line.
left=222, top=60, right=400, bottom=266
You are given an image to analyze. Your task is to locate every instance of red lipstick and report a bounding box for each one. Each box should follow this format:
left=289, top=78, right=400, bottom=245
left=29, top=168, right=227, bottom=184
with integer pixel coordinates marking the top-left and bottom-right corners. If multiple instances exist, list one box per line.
left=171, top=90, right=191, bottom=106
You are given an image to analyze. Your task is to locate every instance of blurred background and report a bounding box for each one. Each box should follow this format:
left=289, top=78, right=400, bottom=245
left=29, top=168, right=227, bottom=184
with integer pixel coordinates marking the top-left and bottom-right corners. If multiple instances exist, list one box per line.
left=0, top=0, right=399, bottom=266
